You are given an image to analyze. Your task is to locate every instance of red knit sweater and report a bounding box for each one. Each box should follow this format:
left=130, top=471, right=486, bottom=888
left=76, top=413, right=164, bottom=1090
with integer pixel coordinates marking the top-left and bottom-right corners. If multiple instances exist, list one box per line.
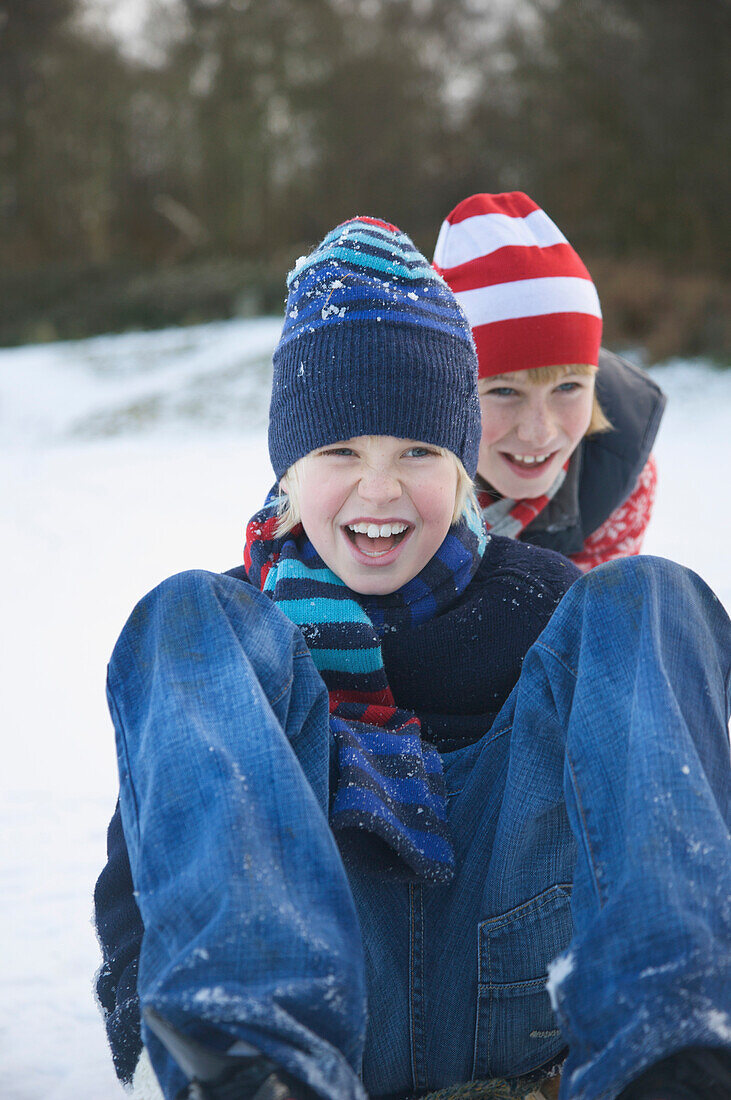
left=570, top=455, right=657, bottom=573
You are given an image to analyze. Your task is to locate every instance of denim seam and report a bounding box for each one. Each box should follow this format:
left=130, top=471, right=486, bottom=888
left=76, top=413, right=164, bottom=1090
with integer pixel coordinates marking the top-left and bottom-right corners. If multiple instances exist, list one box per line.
left=487, top=976, right=555, bottom=994
left=565, top=749, right=605, bottom=909
left=472, top=921, right=482, bottom=1079
left=533, top=642, right=605, bottom=905
left=408, top=883, right=428, bottom=1093
left=485, top=921, right=494, bottom=1075
left=409, top=883, right=416, bottom=1091
left=478, top=883, right=572, bottom=930
left=269, top=672, right=295, bottom=707
left=418, top=885, right=427, bottom=1092
left=534, top=640, right=579, bottom=678
left=446, top=724, right=512, bottom=799
left=107, top=681, right=141, bottom=849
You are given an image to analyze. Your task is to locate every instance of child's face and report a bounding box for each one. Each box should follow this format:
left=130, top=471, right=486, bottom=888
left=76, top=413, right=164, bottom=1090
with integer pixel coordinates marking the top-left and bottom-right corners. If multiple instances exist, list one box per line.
left=477, top=368, right=595, bottom=498
left=282, top=435, right=458, bottom=595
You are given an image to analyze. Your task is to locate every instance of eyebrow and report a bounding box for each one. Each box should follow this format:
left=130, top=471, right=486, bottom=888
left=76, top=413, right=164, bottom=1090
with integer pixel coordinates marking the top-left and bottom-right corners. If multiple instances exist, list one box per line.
left=478, top=376, right=520, bottom=390
left=479, top=369, right=592, bottom=388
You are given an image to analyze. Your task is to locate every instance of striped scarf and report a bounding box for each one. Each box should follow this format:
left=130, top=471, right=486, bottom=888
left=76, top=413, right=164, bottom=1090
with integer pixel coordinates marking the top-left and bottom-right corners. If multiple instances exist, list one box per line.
left=476, top=460, right=569, bottom=538
left=244, top=493, right=489, bottom=884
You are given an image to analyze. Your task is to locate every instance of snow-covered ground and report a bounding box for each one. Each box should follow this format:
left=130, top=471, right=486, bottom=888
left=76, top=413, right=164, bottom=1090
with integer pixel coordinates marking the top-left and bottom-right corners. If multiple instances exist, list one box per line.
left=1, top=319, right=729, bottom=1098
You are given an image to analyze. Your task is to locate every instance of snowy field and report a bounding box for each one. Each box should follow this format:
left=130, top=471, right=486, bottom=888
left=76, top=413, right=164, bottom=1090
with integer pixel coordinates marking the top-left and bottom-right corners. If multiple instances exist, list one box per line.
left=1, top=318, right=729, bottom=1099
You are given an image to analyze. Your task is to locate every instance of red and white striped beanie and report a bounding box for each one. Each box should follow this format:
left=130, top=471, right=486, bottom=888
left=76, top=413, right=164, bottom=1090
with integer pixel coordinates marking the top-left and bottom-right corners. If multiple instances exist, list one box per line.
left=433, top=192, right=602, bottom=378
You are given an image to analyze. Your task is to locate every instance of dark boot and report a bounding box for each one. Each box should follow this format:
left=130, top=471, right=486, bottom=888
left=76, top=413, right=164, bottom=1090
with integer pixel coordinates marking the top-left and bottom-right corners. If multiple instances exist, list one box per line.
left=144, top=1007, right=318, bottom=1100
left=617, top=1047, right=731, bottom=1100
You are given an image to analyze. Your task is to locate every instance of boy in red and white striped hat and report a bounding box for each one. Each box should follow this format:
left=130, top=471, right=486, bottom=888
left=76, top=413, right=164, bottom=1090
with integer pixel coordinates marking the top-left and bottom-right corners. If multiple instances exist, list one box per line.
left=433, top=192, right=665, bottom=571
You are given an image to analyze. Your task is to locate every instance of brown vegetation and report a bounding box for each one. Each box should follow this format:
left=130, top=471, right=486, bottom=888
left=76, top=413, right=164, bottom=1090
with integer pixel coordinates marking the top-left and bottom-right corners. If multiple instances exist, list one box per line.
left=590, top=260, right=730, bottom=364
left=1, top=0, right=728, bottom=359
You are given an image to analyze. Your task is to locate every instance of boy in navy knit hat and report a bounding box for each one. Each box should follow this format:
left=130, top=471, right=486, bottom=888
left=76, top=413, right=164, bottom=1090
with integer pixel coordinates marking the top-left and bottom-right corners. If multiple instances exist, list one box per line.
left=95, top=219, right=730, bottom=1100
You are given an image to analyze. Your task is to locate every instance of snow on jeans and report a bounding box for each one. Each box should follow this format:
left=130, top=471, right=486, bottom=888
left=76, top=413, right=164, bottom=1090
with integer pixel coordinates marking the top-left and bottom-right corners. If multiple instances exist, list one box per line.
left=108, top=557, right=731, bottom=1100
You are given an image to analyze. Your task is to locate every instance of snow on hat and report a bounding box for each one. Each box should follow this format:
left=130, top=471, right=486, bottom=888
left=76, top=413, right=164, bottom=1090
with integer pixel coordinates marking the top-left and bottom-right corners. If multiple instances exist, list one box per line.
left=269, top=216, right=481, bottom=478
left=433, top=192, right=602, bottom=378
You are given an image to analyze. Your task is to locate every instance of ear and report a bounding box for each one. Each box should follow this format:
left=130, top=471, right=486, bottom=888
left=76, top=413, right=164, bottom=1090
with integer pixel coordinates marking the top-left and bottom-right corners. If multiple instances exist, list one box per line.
left=279, top=475, right=289, bottom=494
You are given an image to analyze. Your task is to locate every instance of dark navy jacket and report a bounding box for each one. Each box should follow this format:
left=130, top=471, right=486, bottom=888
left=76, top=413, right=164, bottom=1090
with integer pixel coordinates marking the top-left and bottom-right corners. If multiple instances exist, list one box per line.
left=94, top=536, right=580, bottom=1086
left=518, top=349, right=666, bottom=557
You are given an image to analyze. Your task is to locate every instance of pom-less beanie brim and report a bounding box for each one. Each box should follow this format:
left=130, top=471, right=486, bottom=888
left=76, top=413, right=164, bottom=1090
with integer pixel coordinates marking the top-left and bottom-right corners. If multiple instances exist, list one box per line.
left=269, top=321, right=479, bottom=479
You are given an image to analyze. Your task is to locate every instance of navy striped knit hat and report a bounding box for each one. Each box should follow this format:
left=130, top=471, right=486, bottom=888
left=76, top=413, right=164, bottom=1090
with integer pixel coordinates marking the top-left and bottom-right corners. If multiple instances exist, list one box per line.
left=268, top=216, right=481, bottom=479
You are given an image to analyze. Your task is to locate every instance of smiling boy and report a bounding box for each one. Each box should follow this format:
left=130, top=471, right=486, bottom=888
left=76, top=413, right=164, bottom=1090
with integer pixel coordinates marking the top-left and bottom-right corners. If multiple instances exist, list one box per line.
left=434, top=192, right=665, bottom=569
left=95, top=218, right=730, bottom=1100
left=475, top=367, right=599, bottom=500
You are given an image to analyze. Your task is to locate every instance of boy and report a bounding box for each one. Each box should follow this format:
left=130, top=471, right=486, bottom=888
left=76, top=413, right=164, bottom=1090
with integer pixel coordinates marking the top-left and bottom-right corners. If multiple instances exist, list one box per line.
left=433, top=192, right=665, bottom=570
left=95, top=218, right=730, bottom=1100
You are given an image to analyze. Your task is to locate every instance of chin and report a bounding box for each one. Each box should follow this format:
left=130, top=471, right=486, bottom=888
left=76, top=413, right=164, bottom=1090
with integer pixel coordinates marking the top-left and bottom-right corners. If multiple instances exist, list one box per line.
left=354, top=575, right=403, bottom=596
left=517, top=481, right=553, bottom=500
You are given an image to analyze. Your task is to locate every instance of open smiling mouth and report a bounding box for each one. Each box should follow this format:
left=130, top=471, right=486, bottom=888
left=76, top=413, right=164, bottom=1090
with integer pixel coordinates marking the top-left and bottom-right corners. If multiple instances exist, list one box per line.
left=501, top=451, right=556, bottom=471
left=344, top=521, right=411, bottom=558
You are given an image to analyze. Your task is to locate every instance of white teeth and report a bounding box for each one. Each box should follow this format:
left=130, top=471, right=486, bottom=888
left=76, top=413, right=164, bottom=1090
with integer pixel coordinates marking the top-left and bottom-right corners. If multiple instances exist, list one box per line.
left=511, top=453, right=550, bottom=465
left=347, top=522, right=408, bottom=538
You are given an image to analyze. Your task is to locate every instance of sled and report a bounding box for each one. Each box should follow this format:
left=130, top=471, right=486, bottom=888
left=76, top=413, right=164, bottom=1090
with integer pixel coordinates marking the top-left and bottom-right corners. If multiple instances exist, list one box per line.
left=419, top=1075, right=560, bottom=1100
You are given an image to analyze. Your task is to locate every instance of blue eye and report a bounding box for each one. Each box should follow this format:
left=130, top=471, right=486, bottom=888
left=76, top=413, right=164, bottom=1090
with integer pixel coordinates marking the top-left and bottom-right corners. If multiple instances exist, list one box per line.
left=556, top=382, right=581, bottom=393
left=405, top=446, right=434, bottom=458
left=485, top=387, right=519, bottom=398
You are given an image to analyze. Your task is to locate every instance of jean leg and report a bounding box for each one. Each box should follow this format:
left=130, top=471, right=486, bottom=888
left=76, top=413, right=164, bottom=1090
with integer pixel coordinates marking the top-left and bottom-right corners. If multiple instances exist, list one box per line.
left=513, top=557, right=731, bottom=1100
left=108, top=570, right=367, bottom=1100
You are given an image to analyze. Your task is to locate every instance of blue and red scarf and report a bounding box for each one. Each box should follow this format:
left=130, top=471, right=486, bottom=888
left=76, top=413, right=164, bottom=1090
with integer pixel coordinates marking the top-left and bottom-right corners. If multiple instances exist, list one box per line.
left=244, top=492, right=488, bottom=884
left=476, top=461, right=569, bottom=537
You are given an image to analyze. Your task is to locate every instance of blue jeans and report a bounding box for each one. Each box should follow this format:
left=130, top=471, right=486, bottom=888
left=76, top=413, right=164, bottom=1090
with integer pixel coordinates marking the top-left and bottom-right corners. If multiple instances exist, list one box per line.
left=109, top=557, right=731, bottom=1100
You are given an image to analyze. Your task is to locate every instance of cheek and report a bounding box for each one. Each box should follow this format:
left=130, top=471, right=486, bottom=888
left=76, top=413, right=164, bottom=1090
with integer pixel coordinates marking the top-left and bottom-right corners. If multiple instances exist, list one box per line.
left=297, top=474, right=342, bottom=533
left=479, top=401, right=514, bottom=446
left=412, top=471, right=458, bottom=527
left=560, top=395, right=594, bottom=445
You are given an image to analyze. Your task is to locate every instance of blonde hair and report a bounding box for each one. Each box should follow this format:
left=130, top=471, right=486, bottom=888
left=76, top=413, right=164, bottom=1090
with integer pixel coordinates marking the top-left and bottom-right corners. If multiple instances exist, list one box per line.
left=275, top=444, right=478, bottom=537
left=480, top=364, right=611, bottom=436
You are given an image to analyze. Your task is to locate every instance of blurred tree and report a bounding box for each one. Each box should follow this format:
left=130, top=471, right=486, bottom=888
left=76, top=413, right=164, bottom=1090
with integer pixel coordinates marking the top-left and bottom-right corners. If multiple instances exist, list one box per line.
left=0, top=0, right=138, bottom=266
left=296, top=0, right=476, bottom=240
left=2, top=0, right=726, bottom=351
left=1, top=0, right=76, bottom=262
left=155, top=0, right=343, bottom=256
left=478, top=0, right=731, bottom=270
left=150, top=0, right=484, bottom=255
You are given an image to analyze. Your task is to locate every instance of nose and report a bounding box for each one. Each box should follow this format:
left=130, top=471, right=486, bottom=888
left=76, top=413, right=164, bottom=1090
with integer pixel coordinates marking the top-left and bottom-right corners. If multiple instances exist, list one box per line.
left=516, top=398, right=556, bottom=448
left=357, top=463, right=402, bottom=506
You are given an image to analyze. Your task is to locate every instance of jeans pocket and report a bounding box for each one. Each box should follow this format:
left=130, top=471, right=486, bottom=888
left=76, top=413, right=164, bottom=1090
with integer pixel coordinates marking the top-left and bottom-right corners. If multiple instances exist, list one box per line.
left=473, top=883, right=572, bottom=1080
